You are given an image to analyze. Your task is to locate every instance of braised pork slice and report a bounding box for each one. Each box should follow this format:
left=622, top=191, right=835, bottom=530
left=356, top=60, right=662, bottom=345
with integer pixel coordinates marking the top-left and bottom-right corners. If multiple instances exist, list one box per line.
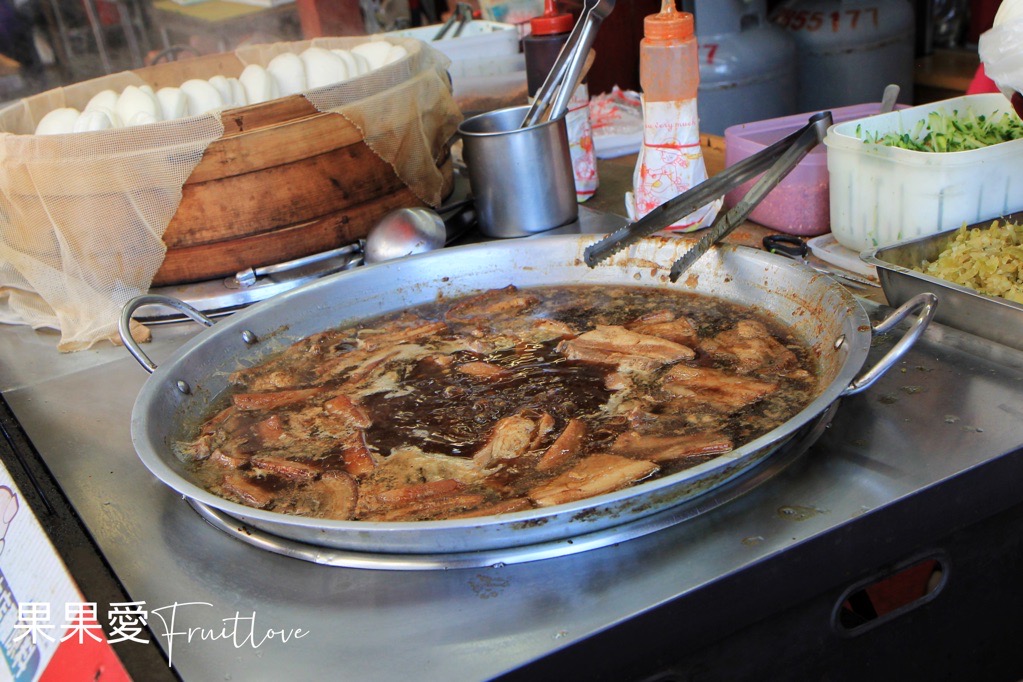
left=456, top=361, right=511, bottom=380
left=701, top=320, right=798, bottom=374
left=370, top=447, right=483, bottom=487
left=233, top=387, right=324, bottom=411
left=530, top=413, right=557, bottom=450
left=359, top=477, right=472, bottom=513
left=180, top=405, right=236, bottom=461
left=356, top=317, right=448, bottom=351
left=504, top=317, right=577, bottom=344
left=611, top=431, right=733, bottom=462
left=537, top=419, right=587, bottom=471
left=356, top=448, right=487, bottom=519
left=250, top=455, right=323, bottom=480
left=220, top=472, right=275, bottom=509
left=661, top=365, right=778, bottom=413
left=229, top=367, right=305, bottom=392
left=373, top=478, right=467, bottom=507
left=323, top=395, right=373, bottom=428
left=338, top=432, right=380, bottom=478
left=313, top=343, right=430, bottom=389
left=473, top=414, right=539, bottom=469
left=290, top=472, right=358, bottom=519
left=557, top=325, right=695, bottom=373
left=624, top=311, right=699, bottom=347
left=445, top=285, right=540, bottom=324
left=529, top=453, right=659, bottom=507
left=209, top=447, right=249, bottom=470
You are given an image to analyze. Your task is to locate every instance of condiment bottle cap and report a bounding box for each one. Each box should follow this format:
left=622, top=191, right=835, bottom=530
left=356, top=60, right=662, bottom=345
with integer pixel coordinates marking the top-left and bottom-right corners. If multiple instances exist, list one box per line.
left=644, top=0, right=694, bottom=41
left=531, top=0, right=574, bottom=35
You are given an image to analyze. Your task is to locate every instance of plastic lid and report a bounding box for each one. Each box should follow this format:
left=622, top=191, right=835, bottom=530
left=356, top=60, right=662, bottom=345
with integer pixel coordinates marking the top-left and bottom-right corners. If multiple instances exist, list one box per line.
left=531, top=0, right=573, bottom=35
left=644, top=0, right=694, bottom=41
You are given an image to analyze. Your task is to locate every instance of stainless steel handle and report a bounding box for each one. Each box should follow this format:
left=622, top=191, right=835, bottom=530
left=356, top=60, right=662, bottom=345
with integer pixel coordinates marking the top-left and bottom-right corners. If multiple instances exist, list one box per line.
left=233, top=242, right=363, bottom=288
left=879, top=83, right=900, bottom=114
left=547, top=4, right=608, bottom=121
left=841, top=293, right=938, bottom=397
left=521, top=0, right=611, bottom=128
left=118, top=295, right=214, bottom=373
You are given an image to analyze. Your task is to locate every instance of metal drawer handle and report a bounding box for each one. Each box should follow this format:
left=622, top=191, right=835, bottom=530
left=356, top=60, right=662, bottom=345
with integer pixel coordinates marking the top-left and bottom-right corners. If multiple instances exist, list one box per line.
left=841, top=292, right=938, bottom=397
left=118, top=295, right=214, bottom=374
left=832, top=553, right=947, bottom=637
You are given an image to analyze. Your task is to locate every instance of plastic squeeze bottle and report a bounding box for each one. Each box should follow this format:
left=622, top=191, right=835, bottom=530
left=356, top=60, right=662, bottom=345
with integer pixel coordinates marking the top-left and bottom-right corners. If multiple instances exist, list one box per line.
left=523, top=0, right=599, bottom=202
left=626, top=0, right=719, bottom=229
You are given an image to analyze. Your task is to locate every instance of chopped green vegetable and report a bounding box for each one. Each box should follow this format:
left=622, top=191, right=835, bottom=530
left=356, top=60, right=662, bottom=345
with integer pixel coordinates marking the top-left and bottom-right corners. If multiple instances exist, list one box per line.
left=858, top=107, right=1023, bottom=152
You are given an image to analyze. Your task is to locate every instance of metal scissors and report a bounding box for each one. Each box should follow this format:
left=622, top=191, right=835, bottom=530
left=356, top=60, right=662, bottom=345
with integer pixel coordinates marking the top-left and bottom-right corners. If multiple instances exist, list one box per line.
left=762, top=234, right=879, bottom=289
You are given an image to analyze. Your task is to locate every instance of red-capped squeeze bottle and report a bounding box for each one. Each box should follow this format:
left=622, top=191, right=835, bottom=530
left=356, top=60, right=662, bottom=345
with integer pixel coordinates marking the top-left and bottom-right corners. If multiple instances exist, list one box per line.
left=523, top=0, right=598, bottom=202
left=626, top=0, right=719, bottom=229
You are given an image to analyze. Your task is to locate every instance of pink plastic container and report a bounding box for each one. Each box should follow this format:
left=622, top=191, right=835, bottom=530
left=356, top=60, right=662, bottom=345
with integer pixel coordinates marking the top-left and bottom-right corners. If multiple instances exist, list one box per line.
left=723, top=103, right=904, bottom=236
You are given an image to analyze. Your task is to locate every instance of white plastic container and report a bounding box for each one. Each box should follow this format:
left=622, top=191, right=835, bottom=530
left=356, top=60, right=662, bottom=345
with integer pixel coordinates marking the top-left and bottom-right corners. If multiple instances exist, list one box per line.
left=385, top=21, right=525, bottom=107
left=385, top=21, right=520, bottom=60
left=824, top=93, right=1023, bottom=252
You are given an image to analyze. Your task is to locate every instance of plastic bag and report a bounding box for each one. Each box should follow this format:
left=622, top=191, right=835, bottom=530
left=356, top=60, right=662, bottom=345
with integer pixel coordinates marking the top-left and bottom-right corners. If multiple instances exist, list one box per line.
left=589, top=87, right=643, bottom=159
left=978, top=1, right=1023, bottom=102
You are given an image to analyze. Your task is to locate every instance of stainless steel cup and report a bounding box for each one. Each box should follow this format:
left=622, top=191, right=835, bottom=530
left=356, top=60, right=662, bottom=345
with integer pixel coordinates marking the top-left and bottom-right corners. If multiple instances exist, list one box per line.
left=458, top=105, right=578, bottom=238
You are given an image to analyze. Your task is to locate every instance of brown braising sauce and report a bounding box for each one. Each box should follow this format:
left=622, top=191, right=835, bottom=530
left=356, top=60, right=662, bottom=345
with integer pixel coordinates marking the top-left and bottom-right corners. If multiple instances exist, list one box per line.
left=180, top=285, right=819, bottom=521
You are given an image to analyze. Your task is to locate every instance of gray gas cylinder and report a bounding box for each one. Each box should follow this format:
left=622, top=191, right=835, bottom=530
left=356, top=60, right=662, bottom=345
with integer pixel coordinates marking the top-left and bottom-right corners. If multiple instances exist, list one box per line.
left=772, top=0, right=914, bottom=111
left=694, top=0, right=798, bottom=136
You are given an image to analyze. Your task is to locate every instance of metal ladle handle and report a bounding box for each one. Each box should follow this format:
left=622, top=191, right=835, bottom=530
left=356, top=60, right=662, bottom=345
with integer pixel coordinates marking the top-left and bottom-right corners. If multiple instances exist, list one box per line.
left=546, top=9, right=604, bottom=121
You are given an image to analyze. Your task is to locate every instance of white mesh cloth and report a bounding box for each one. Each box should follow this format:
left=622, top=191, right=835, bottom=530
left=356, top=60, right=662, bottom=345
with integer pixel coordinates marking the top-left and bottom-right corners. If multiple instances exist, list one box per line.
left=0, top=83, right=223, bottom=351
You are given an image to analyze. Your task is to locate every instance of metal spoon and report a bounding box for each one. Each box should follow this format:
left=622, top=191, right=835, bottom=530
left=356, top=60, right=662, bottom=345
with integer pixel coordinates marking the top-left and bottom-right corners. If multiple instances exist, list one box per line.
left=363, top=208, right=447, bottom=265
left=880, top=83, right=900, bottom=114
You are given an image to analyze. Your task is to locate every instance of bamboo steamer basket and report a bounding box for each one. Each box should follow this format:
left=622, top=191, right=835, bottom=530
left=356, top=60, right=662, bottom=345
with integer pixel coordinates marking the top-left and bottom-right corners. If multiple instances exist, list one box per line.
left=132, top=51, right=453, bottom=286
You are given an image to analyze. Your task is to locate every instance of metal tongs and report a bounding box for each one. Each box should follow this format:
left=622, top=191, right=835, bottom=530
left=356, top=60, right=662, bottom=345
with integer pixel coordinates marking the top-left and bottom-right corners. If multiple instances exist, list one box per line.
left=521, top=0, right=615, bottom=127
left=584, top=111, right=834, bottom=281
left=433, top=3, right=474, bottom=40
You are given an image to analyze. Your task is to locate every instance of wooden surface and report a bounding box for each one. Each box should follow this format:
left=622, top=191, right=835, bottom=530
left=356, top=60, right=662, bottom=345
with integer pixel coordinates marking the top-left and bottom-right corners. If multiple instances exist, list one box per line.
left=157, top=201, right=394, bottom=285
left=143, top=58, right=447, bottom=285
left=913, top=48, right=978, bottom=103
left=0, top=54, right=20, bottom=78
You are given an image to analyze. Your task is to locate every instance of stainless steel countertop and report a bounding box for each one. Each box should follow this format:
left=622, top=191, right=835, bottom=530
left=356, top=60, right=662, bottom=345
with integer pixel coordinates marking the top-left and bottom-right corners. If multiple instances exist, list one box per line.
left=2, top=289, right=1023, bottom=680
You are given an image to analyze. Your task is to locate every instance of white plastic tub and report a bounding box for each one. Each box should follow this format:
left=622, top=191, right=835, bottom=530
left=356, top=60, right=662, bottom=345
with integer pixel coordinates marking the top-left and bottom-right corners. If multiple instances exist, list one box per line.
left=385, top=21, right=520, bottom=61
left=385, top=20, right=525, bottom=107
left=824, top=93, right=1023, bottom=252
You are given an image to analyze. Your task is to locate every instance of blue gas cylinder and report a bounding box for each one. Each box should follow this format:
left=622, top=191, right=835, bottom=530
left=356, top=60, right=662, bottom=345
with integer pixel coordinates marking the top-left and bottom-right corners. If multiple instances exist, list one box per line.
left=772, top=0, right=914, bottom=111
left=695, top=0, right=798, bottom=135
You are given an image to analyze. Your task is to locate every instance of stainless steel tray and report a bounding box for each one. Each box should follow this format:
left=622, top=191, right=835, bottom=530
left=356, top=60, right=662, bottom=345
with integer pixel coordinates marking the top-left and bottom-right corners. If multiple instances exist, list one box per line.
left=862, top=213, right=1023, bottom=353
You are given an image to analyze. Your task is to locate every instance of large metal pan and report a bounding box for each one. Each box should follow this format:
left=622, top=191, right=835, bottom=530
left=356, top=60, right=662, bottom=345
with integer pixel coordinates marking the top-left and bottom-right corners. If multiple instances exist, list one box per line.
left=121, top=235, right=935, bottom=557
